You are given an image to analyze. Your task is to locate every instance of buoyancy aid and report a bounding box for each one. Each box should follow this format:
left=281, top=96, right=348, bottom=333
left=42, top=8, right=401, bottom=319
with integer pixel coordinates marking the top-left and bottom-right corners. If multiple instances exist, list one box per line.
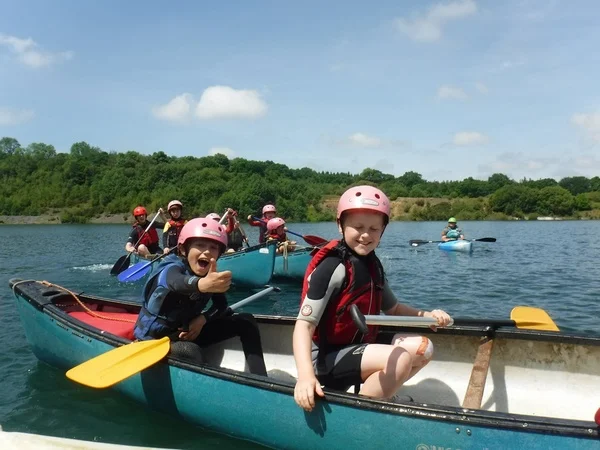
left=301, top=240, right=384, bottom=346
left=265, top=230, right=287, bottom=243
left=133, top=257, right=212, bottom=340
left=165, top=218, right=186, bottom=248
left=445, top=227, right=462, bottom=239
left=133, top=222, right=159, bottom=248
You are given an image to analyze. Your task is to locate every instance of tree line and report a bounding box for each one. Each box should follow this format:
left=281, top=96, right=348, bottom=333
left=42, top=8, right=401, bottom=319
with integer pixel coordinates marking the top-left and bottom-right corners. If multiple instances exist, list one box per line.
left=1, top=136, right=599, bottom=223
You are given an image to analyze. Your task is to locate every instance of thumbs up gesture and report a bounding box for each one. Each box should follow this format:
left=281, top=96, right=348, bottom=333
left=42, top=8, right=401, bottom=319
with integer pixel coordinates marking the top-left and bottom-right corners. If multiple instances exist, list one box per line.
left=197, top=258, right=232, bottom=293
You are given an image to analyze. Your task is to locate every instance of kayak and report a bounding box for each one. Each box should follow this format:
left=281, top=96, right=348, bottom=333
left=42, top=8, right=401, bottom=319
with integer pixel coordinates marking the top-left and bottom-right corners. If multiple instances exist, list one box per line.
left=272, top=246, right=314, bottom=279
left=438, top=240, right=473, bottom=253
left=218, top=241, right=277, bottom=287
left=9, top=278, right=600, bottom=449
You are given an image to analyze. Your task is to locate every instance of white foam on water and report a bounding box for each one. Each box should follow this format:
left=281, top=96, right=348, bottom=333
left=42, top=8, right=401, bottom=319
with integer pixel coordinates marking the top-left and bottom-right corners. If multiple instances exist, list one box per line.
left=72, top=263, right=113, bottom=272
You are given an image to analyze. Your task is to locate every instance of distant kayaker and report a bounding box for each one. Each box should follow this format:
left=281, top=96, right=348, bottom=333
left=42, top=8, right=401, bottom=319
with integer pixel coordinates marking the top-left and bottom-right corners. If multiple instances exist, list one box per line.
left=247, top=204, right=277, bottom=243
left=207, top=209, right=241, bottom=253
left=265, top=217, right=296, bottom=253
left=133, top=217, right=268, bottom=376
left=293, top=185, right=452, bottom=412
left=125, top=206, right=167, bottom=258
left=441, top=217, right=465, bottom=242
left=163, top=200, right=187, bottom=254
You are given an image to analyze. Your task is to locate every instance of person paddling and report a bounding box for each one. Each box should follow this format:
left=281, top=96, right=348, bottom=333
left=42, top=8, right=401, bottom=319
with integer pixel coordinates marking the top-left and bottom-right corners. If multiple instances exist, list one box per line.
left=293, top=185, right=452, bottom=411
left=247, top=204, right=277, bottom=244
left=207, top=209, right=241, bottom=253
left=265, top=217, right=296, bottom=253
left=163, top=200, right=187, bottom=254
left=441, top=217, right=465, bottom=242
left=133, top=217, right=268, bottom=376
left=125, top=206, right=167, bottom=258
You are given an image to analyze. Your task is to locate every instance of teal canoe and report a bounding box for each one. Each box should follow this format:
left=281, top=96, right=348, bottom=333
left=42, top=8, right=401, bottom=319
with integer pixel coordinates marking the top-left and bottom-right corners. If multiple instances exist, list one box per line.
left=218, top=241, right=277, bottom=287
left=272, top=246, right=314, bottom=279
left=438, top=240, right=473, bottom=253
left=9, top=278, right=600, bottom=449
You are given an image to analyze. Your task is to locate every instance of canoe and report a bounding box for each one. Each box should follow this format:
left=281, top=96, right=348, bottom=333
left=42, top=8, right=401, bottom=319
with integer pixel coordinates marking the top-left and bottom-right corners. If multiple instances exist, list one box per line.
left=218, top=241, right=277, bottom=287
left=9, top=278, right=600, bottom=449
left=272, top=246, right=314, bottom=279
left=438, top=240, right=473, bottom=253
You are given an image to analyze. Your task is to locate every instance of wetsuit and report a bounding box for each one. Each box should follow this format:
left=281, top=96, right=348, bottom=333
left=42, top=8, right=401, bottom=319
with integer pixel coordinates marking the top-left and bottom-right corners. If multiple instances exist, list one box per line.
left=128, top=220, right=165, bottom=254
left=134, top=258, right=267, bottom=376
left=297, top=242, right=398, bottom=390
left=163, top=219, right=187, bottom=250
left=247, top=217, right=268, bottom=243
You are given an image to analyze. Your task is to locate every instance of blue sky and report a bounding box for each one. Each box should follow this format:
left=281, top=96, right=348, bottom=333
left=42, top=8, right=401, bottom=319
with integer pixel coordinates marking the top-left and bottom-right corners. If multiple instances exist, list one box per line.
left=1, top=0, right=599, bottom=181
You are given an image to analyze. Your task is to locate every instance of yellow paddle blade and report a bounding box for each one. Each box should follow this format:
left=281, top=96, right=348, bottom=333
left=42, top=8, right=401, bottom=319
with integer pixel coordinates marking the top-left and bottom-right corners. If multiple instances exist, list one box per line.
left=66, top=337, right=171, bottom=388
left=510, top=306, right=560, bottom=332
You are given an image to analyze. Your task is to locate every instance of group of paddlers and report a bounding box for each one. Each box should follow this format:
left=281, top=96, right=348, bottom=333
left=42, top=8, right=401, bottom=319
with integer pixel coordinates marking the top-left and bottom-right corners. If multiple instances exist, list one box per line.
left=124, top=185, right=452, bottom=411
left=123, top=201, right=296, bottom=258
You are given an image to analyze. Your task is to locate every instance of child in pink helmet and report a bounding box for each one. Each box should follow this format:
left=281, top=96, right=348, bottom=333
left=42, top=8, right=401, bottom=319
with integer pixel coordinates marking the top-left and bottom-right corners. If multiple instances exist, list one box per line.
left=293, top=185, right=452, bottom=411
left=265, top=217, right=297, bottom=253
left=133, top=217, right=268, bottom=376
left=247, top=204, right=277, bottom=244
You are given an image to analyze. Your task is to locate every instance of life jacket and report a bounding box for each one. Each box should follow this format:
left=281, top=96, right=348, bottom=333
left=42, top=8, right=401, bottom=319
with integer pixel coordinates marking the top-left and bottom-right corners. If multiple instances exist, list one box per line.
left=165, top=218, right=186, bottom=248
left=301, top=240, right=384, bottom=347
left=133, top=256, right=212, bottom=340
left=227, top=228, right=244, bottom=252
left=445, top=227, right=462, bottom=240
left=133, top=222, right=159, bottom=248
left=265, top=230, right=287, bottom=243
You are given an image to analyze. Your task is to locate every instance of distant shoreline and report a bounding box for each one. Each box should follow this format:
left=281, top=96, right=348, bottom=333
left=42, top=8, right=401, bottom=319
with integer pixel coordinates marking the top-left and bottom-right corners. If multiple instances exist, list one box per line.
left=0, top=214, right=129, bottom=225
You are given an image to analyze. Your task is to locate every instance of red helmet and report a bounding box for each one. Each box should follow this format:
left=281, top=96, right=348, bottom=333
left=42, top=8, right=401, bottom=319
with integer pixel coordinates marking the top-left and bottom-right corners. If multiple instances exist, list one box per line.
left=167, top=200, right=183, bottom=211
left=262, top=204, right=276, bottom=214
left=133, top=206, right=147, bottom=217
left=178, top=217, right=228, bottom=251
left=267, top=217, right=285, bottom=232
left=337, top=186, right=390, bottom=222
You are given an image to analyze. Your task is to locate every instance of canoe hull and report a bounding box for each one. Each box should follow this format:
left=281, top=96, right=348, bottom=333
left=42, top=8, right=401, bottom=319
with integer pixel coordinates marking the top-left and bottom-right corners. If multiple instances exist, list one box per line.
left=272, top=247, right=313, bottom=279
left=9, top=279, right=600, bottom=450
left=438, top=240, right=473, bottom=253
left=218, top=242, right=276, bottom=287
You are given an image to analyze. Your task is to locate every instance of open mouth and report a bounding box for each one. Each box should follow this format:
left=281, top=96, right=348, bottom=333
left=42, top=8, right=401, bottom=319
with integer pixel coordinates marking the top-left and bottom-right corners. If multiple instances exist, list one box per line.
left=197, top=258, right=210, bottom=270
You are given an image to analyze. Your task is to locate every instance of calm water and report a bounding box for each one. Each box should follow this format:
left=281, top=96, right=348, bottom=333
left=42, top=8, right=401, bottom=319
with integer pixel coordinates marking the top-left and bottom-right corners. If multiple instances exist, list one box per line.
left=1, top=221, right=599, bottom=448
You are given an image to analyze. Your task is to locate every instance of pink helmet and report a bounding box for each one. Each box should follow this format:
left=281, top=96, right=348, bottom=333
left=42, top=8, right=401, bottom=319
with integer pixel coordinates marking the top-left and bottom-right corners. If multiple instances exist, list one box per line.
left=205, top=213, right=221, bottom=221
left=167, top=200, right=183, bottom=211
left=267, top=217, right=285, bottom=232
left=178, top=217, right=228, bottom=250
left=337, top=185, right=391, bottom=222
left=262, top=204, right=276, bottom=214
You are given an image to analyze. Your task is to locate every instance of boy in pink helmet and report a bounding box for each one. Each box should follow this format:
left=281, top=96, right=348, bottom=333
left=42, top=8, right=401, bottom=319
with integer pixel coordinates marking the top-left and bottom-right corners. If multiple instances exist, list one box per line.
left=265, top=217, right=297, bottom=253
left=293, top=185, right=452, bottom=411
left=247, top=204, right=277, bottom=244
left=133, top=217, right=268, bottom=376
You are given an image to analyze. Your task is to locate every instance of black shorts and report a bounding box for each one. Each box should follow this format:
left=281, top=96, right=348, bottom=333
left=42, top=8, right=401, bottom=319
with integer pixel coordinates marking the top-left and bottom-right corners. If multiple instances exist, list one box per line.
left=315, top=344, right=368, bottom=391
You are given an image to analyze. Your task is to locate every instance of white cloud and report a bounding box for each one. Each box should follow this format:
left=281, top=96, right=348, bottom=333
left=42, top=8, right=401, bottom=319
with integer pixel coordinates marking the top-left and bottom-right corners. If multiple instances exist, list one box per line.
left=348, top=133, right=383, bottom=148
left=152, top=93, right=193, bottom=123
left=0, top=107, right=35, bottom=126
left=395, top=0, right=477, bottom=42
left=0, top=33, right=73, bottom=68
left=196, top=86, right=267, bottom=120
left=332, top=133, right=408, bottom=150
left=453, top=131, right=489, bottom=146
left=208, top=147, right=236, bottom=158
left=437, top=85, right=468, bottom=100
left=571, top=112, right=600, bottom=143
left=475, top=82, right=488, bottom=94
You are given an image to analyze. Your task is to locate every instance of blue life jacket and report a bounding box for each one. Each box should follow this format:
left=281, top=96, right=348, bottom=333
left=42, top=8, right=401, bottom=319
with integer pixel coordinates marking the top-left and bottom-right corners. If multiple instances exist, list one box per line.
left=133, top=256, right=212, bottom=340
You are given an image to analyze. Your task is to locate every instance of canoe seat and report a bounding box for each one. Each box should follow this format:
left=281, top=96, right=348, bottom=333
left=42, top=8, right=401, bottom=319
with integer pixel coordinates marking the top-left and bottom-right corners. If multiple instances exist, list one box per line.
left=68, top=311, right=137, bottom=341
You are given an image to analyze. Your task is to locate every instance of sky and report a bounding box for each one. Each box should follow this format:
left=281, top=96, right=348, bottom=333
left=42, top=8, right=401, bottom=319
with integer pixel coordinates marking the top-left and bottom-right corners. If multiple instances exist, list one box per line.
left=1, top=0, right=600, bottom=182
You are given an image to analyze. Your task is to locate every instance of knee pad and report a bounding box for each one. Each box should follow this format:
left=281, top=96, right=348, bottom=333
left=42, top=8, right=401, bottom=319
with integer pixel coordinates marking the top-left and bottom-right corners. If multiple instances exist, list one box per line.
left=416, top=336, right=434, bottom=360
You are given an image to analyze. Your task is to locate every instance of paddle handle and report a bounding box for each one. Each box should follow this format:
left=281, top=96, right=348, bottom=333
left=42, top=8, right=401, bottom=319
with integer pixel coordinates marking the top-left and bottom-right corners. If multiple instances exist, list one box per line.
left=122, top=248, right=176, bottom=281
left=252, top=216, right=302, bottom=240
left=131, top=210, right=162, bottom=250
left=229, top=285, right=279, bottom=311
left=364, top=315, right=522, bottom=329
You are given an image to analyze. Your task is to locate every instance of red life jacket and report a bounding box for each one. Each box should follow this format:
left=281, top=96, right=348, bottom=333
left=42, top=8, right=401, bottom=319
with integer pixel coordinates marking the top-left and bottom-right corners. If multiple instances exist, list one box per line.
left=165, top=219, right=186, bottom=247
left=133, top=222, right=159, bottom=248
left=266, top=231, right=287, bottom=242
left=301, top=240, right=383, bottom=346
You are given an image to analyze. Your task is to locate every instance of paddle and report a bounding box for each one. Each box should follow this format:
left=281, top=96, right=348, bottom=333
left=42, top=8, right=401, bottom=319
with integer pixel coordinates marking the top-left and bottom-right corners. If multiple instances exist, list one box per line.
left=409, top=237, right=496, bottom=247
left=349, top=304, right=559, bottom=333
left=110, top=210, right=162, bottom=275
left=252, top=216, right=327, bottom=246
left=235, top=215, right=251, bottom=248
left=66, top=285, right=280, bottom=388
left=117, top=248, right=177, bottom=283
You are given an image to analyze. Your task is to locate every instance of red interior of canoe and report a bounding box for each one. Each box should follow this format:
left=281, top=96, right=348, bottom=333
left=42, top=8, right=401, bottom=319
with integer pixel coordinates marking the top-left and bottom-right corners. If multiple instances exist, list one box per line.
left=67, top=305, right=138, bottom=340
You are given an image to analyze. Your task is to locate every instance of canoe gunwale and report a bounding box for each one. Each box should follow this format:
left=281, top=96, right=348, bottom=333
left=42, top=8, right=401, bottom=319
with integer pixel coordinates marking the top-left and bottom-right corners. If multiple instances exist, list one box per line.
left=10, top=279, right=600, bottom=441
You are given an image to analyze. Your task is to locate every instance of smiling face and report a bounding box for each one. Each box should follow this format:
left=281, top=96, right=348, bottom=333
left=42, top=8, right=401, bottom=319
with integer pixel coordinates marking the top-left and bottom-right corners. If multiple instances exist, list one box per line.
left=169, top=207, right=182, bottom=219
left=180, top=238, right=222, bottom=276
left=338, top=211, right=385, bottom=256
left=264, top=211, right=276, bottom=220
left=134, top=214, right=147, bottom=224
